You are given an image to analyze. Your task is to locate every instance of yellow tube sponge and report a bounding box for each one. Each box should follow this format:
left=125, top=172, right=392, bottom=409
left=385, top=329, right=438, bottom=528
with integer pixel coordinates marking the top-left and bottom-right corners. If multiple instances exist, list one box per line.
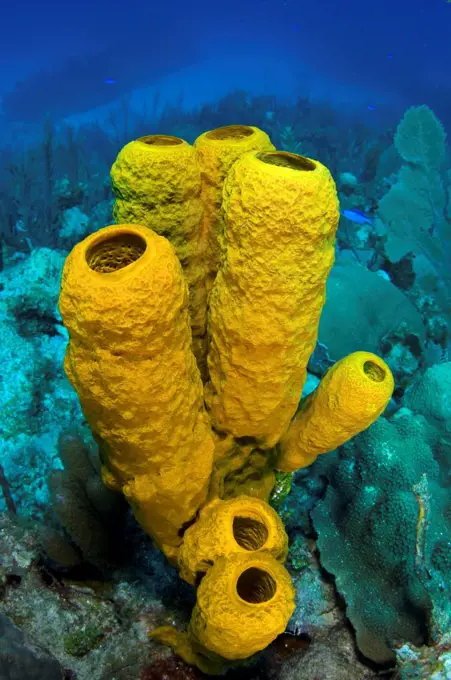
left=206, top=151, right=339, bottom=447
left=189, top=552, right=295, bottom=660
left=276, top=351, right=395, bottom=472
left=194, top=125, right=274, bottom=288
left=206, top=433, right=276, bottom=503
left=178, top=496, right=288, bottom=585
left=111, top=135, right=202, bottom=263
left=110, top=135, right=207, bottom=372
left=58, top=224, right=214, bottom=556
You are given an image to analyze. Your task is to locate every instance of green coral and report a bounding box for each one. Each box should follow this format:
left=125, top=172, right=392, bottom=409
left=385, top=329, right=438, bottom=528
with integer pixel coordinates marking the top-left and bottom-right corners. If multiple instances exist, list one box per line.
left=311, top=403, right=451, bottom=664
left=269, top=470, right=293, bottom=511
left=63, top=624, right=103, bottom=657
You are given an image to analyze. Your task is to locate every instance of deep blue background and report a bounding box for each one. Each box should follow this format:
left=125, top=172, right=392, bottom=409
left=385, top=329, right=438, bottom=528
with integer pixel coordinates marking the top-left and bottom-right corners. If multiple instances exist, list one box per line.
left=1, top=0, right=450, bottom=122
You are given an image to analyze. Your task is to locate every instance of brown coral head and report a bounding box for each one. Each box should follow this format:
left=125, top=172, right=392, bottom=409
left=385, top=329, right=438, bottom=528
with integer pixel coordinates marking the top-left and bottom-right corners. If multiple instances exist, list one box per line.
left=205, top=124, right=254, bottom=141
left=236, top=566, right=277, bottom=604
left=257, top=151, right=316, bottom=171
left=86, top=230, right=147, bottom=273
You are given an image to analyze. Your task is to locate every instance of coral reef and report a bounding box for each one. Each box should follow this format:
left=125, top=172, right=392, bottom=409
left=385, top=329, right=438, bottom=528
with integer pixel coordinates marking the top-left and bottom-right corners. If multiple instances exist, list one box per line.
left=318, top=257, right=425, bottom=389
left=1, top=91, right=451, bottom=680
left=0, top=511, right=191, bottom=679
left=306, top=366, right=451, bottom=663
left=0, top=612, right=72, bottom=680
left=0, top=510, right=380, bottom=680
left=394, top=634, right=451, bottom=679
left=378, top=105, right=451, bottom=335
left=58, top=125, right=394, bottom=672
left=0, top=247, right=82, bottom=515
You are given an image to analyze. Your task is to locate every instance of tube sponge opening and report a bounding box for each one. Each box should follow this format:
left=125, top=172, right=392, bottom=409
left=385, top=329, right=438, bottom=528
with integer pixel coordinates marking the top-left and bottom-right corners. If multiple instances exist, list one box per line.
left=178, top=496, right=288, bottom=585
left=86, top=231, right=147, bottom=273
left=236, top=567, right=277, bottom=604
left=363, top=360, right=386, bottom=382
left=205, top=124, right=255, bottom=141
left=137, top=134, right=184, bottom=146
left=257, top=150, right=316, bottom=171
left=232, top=515, right=269, bottom=551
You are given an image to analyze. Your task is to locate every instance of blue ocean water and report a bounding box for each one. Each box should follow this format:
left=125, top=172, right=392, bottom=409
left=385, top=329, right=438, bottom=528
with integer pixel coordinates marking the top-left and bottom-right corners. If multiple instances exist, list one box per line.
left=1, top=0, right=450, bottom=125
left=1, top=1, right=451, bottom=678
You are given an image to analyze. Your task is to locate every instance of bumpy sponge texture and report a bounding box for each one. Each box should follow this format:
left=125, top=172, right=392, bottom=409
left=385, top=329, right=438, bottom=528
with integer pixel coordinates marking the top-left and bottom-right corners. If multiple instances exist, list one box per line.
left=206, top=151, right=339, bottom=447
left=178, top=495, right=288, bottom=585
left=276, top=351, right=395, bottom=471
left=58, top=224, right=214, bottom=558
left=111, top=135, right=202, bottom=262
left=110, top=134, right=207, bottom=375
left=194, top=125, right=274, bottom=288
left=189, top=552, right=295, bottom=660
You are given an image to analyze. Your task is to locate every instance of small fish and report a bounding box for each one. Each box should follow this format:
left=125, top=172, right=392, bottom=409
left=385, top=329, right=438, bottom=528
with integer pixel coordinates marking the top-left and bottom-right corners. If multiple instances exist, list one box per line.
left=14, top=219, right=26, bottom=233
left=104, top=78, right=116, bottom=85
left=341, top=209, right=373, bottom=225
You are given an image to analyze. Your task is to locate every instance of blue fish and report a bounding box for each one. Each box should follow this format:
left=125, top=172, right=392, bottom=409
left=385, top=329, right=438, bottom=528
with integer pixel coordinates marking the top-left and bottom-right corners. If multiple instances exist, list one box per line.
left=341, top=209, right=373, bottom=226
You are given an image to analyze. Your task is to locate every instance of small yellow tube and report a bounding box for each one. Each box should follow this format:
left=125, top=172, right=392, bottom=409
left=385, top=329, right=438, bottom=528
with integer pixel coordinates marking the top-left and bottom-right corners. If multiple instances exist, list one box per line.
left=276, top=351, right=395, bottom=472
left=189, top=552, right=295, bottom=660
